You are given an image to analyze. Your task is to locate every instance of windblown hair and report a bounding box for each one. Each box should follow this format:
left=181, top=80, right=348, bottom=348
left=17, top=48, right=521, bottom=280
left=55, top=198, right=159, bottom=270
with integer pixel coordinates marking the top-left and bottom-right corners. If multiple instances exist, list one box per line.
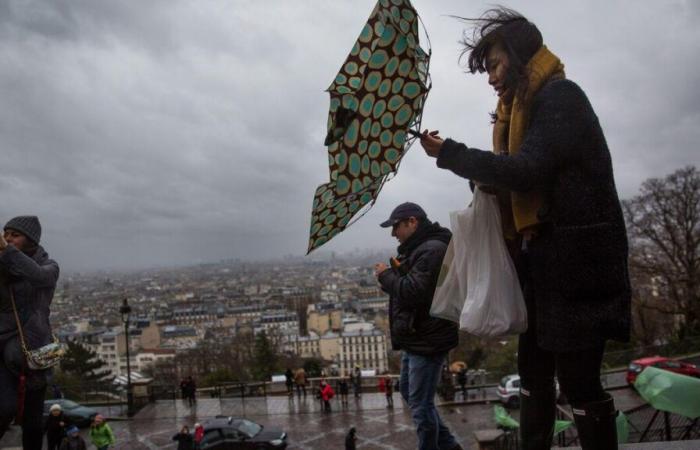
left=456, top=7, right=543, bottom=103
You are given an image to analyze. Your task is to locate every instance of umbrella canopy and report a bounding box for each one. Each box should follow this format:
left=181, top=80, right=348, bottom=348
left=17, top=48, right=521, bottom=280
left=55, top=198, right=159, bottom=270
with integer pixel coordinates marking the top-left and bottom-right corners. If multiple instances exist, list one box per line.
left=634, top=366, right=700, bottom=419
left=307, top=0, right=431, bottom=253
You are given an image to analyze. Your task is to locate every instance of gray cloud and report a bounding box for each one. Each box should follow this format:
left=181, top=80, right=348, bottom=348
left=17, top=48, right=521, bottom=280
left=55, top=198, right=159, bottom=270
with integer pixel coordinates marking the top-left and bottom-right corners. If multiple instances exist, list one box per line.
left=0, top=0, right=698, bottom=271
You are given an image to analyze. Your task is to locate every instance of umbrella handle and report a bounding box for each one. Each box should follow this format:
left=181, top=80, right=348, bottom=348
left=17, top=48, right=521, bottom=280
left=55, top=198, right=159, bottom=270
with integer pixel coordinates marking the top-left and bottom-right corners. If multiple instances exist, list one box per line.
left=407, top=129, right=423, bottom=139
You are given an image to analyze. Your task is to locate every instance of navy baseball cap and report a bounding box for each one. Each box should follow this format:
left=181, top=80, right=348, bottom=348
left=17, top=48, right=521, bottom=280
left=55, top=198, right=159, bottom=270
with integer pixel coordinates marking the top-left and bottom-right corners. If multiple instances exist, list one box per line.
left=380, top=202, right=427, bottom=228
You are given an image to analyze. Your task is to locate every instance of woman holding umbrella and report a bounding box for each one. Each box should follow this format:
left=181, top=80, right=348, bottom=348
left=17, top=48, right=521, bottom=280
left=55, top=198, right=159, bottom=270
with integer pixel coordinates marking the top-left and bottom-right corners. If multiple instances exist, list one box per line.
left=420, top=7, right=630, bottom=450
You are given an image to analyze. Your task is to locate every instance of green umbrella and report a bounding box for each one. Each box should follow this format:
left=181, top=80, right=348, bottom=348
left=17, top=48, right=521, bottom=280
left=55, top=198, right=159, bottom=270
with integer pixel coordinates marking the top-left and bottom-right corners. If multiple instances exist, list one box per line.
left=634, top=365, right=700, bottom=419
left=307, top=0, right=431, bottom=253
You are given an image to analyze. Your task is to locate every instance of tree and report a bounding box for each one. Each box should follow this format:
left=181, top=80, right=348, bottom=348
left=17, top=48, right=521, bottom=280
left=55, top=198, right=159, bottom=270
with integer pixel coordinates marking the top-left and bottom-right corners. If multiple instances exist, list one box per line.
left=623, top=166, right=700, bottom=340
left=60, top=341, right=112, bottom=384
left=251, top=331, right=278, bottom=381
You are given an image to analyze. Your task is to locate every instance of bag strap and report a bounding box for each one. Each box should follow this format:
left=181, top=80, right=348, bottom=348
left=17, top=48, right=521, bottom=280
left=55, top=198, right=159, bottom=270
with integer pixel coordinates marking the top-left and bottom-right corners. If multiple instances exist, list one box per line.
left=9, top=287, right=30, bottom=356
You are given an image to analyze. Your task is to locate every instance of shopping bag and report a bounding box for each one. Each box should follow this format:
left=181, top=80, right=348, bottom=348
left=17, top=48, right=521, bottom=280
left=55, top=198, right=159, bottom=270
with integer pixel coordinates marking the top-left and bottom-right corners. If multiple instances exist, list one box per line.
left=459, top=189, right=527, bottom=337
left=431, top=205, right=472, bottom=323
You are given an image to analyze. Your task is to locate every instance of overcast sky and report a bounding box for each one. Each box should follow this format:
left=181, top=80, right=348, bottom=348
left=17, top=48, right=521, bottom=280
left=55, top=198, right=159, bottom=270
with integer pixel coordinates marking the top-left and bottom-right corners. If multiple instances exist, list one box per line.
left=1, top=0, right=698, bottom=272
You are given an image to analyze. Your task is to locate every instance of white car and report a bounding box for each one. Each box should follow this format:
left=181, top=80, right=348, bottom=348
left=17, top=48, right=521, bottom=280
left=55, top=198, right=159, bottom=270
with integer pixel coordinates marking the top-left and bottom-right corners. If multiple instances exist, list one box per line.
left=497, top=374, right=561, bottom=408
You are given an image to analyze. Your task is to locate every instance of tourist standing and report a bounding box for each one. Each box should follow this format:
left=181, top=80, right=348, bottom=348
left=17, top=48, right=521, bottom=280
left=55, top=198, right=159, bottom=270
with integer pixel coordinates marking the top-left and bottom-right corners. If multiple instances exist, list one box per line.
left=89, top=415, right=116, bottom=450
left=420, top=7, right=630, bottom=449
left=351, top=366, right=362, bottom=398
left=193, top=423, right=204, bottom=449
left=172, top=425, right=194, bottom=450
left=0, top=216, right=60, bottom=450
left=345, top=427, right=357, bottom=450
left=45, top=403, right=70, bottom=450
left=285, top=368, right=294, bottom=396
left=59, top=426, right=86, bottom=450
left=374, top=203, right=462, bottom=450
left=294, top=368, right=307, bottom=398
left=384, top=374, right=394, bottom=408
left=338, top=377, right=349, bottom=406
left=320, top=379, right=335, bottom=413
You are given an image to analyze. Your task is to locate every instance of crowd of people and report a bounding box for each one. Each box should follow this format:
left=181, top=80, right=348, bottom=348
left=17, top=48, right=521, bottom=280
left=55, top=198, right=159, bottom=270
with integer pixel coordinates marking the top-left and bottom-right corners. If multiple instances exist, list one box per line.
left=44, top=405, right=116, bottom=450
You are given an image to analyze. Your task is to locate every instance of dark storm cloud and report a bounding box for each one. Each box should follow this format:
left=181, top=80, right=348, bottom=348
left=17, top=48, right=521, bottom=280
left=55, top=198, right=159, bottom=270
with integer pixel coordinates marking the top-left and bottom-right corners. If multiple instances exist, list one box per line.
left=0, top=0, right=697, bottom=271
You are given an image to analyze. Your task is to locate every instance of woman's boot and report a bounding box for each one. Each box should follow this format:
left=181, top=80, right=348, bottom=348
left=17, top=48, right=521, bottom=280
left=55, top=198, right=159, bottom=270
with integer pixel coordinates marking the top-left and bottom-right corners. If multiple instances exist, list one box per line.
left=572, top=393, right=618, bottom=450
left=519, top=386, right=556, bottom=450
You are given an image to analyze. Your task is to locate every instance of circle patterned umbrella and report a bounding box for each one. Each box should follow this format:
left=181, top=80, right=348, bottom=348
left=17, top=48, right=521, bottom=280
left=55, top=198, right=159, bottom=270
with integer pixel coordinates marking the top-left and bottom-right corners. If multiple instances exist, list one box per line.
left=308, top=0, right=431, bottom=253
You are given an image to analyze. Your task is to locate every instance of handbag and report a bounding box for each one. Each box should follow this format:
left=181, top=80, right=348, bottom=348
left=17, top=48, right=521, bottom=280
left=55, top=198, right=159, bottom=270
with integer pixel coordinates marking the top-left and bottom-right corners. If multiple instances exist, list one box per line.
left=9, top=289, right=65, bottom=370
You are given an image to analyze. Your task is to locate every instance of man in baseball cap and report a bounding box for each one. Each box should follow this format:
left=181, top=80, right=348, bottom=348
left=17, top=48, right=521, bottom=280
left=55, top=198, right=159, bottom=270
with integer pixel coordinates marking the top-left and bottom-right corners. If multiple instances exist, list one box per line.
left=374, top=203, right=461, bottom=450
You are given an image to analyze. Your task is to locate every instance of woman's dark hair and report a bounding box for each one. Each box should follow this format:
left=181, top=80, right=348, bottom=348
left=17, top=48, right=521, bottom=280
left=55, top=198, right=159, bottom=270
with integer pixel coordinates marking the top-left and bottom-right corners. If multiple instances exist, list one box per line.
left=456, top=7, right=543, bottom=103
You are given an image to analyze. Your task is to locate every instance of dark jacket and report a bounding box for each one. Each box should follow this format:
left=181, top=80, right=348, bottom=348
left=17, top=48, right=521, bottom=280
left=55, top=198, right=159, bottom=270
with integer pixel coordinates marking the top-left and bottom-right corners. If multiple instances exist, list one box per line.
left=436, top=79, right=630, bottom=351
left=173, top=432, right=194, bottom=450
left=59, top=436, right=87, bottom=450
left=379, top=221, right=458, bottom=355
left=45, top=412, right=70, bottom=438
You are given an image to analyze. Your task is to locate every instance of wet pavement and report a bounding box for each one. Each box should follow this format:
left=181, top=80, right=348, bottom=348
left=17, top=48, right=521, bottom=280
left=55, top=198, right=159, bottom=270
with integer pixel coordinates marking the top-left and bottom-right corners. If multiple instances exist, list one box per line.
left=0, top=393, right=498, bottom=449
left=0, top=386, right=692, bottom=449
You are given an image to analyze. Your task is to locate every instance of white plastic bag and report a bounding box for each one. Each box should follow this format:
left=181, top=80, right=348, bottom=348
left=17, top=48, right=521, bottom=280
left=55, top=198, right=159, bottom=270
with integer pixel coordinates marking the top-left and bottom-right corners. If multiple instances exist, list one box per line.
left=430, top=206, right=472, bottom=323
left=459, top=189, right=527, bottom=337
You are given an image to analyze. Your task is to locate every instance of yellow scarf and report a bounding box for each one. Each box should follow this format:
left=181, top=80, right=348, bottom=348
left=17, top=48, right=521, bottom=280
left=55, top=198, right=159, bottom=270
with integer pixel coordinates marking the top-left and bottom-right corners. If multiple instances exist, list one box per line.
left=493, top=46, right=565, bottom=237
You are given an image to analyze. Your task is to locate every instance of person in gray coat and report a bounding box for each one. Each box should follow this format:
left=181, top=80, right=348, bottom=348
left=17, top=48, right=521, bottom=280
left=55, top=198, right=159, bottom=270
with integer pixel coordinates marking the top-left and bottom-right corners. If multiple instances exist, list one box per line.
left=420, top=8, right=630, bottom=450
left=0, top=216, right=60, bottom=450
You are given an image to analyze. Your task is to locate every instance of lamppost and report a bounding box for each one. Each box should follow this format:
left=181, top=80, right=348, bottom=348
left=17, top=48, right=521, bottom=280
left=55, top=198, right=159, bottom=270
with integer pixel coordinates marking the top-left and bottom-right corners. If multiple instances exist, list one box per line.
left=119, top=298, right=134, bottom=417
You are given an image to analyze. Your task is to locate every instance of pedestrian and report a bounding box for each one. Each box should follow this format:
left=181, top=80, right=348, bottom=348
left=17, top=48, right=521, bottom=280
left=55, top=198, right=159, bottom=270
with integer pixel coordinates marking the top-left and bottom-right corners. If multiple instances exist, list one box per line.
left=351, top=366, right=362, bottom=398
left=52, top=383, right=63, bottom=399
left=284, top=368, right=294, bottom=396
left=89, top=414, right=116, bottom=450
left=375, top=203, right=462, bottom=450
left=0, top=216, right=60, bottom=450
left=193, top=422, right=204, bottom=449
left=457, top=368, right=468, bottom=401
left=186, top=376, right=197, bottom=407
left=179, top=378, right=188, bottom=401
left=294, top=368, right=307, bottom=398
left=419, top=7, right=631, bottom=450
left=172, top=425, right=194, bottom=450
left=338, top=377, right=349, bottom=406
left=320, top=379, right=335, bottom=413
left=384, top=374, right=394, bottom=408
left=345, top=427, right=357, bottom=450
left=59, top=426, right=86, bottom=450
left=45, top=403, right=70, bottom=450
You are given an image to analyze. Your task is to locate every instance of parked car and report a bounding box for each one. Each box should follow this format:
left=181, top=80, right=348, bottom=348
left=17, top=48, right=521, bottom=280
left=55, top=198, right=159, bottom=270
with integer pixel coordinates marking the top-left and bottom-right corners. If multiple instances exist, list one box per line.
left=199, top=416, right=287, bottom=449
left=42, top=399, right=98, bottom=427
left=497, top=374, right=561, bottom=408
left=626, top=356, right=700, bottom=385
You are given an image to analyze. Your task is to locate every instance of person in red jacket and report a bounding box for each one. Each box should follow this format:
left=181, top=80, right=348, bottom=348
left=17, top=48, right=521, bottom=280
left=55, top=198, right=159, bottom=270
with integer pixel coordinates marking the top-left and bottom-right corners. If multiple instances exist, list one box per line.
left=320, top=379, right=335, bottom=413
left=193, top=423, right=204, bottom=449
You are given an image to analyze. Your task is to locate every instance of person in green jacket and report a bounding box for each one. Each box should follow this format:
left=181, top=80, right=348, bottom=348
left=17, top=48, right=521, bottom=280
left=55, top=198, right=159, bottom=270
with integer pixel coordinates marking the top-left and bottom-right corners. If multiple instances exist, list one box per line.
left=89, top=415, right=115, bottom=450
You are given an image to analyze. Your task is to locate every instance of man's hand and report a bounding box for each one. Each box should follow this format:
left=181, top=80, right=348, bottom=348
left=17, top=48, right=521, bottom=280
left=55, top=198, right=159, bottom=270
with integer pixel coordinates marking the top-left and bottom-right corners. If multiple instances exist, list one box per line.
left=420, top=129, right=444, bottom=158
left=0, top=234, right=7, bottom=252
left=374, top=263, right=388, bottom=278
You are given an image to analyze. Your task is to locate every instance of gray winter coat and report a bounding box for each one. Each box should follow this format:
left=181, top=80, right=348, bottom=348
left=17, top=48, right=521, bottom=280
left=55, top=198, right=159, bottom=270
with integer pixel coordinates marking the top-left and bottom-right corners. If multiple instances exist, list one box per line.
left=0, top=244, right=59, bottom=371
left=436, top=79, right=630, bottom=351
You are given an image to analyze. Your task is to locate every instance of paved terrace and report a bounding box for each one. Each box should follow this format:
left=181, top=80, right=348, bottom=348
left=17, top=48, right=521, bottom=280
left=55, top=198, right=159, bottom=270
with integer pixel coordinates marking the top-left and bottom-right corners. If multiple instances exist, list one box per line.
left=1, top=387, right=699, bottom=449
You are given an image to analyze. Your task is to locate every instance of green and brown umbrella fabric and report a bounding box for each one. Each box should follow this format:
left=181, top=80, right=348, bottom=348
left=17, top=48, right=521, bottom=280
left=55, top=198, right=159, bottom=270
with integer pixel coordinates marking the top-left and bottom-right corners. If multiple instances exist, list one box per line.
left=307, top=0, right=431, bottom=253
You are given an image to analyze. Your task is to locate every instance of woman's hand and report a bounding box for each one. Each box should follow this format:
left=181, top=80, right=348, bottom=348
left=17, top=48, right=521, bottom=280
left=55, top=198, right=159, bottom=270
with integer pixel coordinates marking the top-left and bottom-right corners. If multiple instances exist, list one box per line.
left=420, top=129, right=444, bottom=158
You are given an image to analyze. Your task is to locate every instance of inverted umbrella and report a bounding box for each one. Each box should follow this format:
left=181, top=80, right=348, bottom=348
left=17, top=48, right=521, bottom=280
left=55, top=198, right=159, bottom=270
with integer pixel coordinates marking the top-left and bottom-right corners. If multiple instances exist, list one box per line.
left=307, top=0, right=431, bottom=253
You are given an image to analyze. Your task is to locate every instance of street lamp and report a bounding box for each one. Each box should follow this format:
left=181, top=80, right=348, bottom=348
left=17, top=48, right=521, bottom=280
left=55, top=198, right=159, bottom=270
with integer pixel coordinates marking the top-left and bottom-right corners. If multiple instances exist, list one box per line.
left=119, top=298, right=134, bottom=417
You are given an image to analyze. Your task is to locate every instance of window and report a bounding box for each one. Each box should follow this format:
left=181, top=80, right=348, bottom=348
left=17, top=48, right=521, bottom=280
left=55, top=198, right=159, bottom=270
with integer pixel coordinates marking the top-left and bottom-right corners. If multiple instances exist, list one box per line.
left=200, top=429, right=223, bottom=446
